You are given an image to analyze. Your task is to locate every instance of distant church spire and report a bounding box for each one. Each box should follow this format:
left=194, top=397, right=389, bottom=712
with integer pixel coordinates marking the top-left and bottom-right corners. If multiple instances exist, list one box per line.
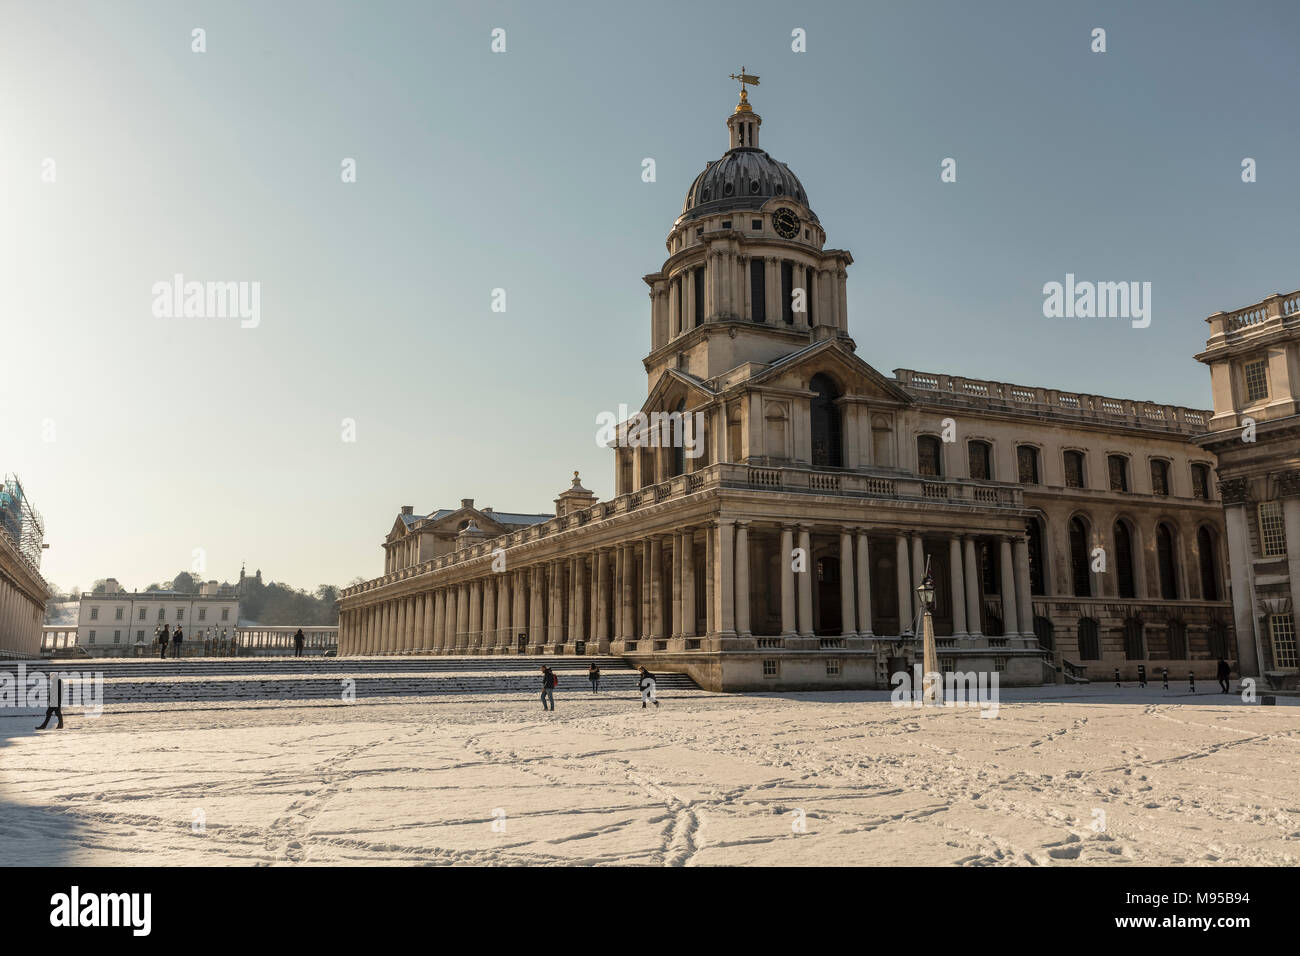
left=726, top=68, right=761, bottom=149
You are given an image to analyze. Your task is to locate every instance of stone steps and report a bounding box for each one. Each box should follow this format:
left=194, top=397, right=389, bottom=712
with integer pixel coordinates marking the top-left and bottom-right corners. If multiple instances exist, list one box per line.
left=9, top=655, right=698, bottom=703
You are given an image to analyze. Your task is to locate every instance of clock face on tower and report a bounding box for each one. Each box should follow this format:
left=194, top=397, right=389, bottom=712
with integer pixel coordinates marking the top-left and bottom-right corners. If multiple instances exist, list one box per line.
left=772, top=207, right=800, bottom=239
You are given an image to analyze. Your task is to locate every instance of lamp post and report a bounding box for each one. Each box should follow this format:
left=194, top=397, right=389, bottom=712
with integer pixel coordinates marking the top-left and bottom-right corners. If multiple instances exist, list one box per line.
left=916, top=560, right=941, bottom=705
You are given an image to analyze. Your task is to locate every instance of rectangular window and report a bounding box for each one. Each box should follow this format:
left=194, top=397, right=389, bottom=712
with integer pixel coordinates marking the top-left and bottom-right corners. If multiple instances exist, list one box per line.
left=139, top=607, right=147, bottom=620
left=780, top=261, right=794, bottom=324
left=1269, top=613, right=1297, bottom=670
left=136, top=630, right=144, bottom=641
left=1244, top=359, right=1269, bottom=402
left=805, top=266, right=815, bottom=325
left=751, top=219, right=762, bottom=230
left=158, top=608, right=165, bottom=621
left=1016, top=446, right=1040, bottom=484
left=90, top=607, right=99, bottom=620
left=763, top=659, right=779, bottom=677
left=748, top=259, right=765, bottom=322
left=1150, top=460, right=1170, bottom=496
left=199, top=608, right=207, bottom=621
left=88, top=630, right=96, bottom=643
left=222, top=609, right=230, bottom=621
left=826, top=659, right=841, bottom=677
left=114, top=607, right=123, bottom=620
left=1064, top=451, right=1086, bottom=489
left=113, top=630, right=121, bottom=643
left=720, top=220, right=731, bottom=229
left=1259, top=501, right=1288, bottom=556
left=176, top=608, right=184, bottom=620
left=1191, top=464, right=1210, bottom=500
left=1108, top=455, right=1129, bottom=492
left=968, top=441, right=991, bottom=480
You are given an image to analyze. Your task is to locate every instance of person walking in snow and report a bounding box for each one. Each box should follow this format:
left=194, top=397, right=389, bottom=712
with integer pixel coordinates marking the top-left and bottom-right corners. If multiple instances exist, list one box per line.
left=158, top=624, right=170, bottom=659
left=293, top=628, right=305, bottom=657
left=35, top=677, right=64, bottom=731
left=540, top=665, right=557, bottom=711
left=637, top=666, right=659, bottom=709
left=1216, top=657, right=1232, bottom=694
left=588, top=662, right=600, bottom=694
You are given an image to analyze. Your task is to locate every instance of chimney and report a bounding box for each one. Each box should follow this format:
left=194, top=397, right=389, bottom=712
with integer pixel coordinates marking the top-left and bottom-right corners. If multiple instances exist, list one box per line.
left=461, top=498, right=474, bottom=510
left=400, top=505, right=414, bottom=515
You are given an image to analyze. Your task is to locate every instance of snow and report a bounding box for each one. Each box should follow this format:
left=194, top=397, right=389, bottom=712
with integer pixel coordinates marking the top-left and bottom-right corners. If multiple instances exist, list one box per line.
left=0, top=685, right=1296, bottom=866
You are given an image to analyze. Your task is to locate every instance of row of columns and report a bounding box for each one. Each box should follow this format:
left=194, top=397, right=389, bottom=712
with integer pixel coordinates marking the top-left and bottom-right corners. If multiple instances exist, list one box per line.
left=338, top=523, right=1036, bottom=653
left=0, top=569, right=44, bottom=657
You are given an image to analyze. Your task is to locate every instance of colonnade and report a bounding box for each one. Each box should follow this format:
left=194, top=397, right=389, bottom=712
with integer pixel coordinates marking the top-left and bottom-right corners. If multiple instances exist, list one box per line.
left=337, top=522, right=1036, bottom=654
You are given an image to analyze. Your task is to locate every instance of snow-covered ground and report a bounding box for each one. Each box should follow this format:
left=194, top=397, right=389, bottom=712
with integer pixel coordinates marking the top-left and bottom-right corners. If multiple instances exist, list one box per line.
left=0, top=685, right=1295, bottom=866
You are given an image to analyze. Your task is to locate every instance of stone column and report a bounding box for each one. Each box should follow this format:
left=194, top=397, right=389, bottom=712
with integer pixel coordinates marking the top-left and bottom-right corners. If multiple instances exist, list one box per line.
left=550, top=561, right=565, bottom=648
left=781, top=525, right=796, bottom=637
left=575, top=554, right=588, bottom=645
left=1283, top=490, right=1300, bottom=629
left=394, top=599, right=407, bottom=654
left=681, top=531, right=696, bottom=639
left=456, top=584, right=469, bottom=652
left=468, top=580, right=482, bottom=651
left=1014, top=536, right=1034, bottom=640
left=705, top=528, right=717, bottom=637
left=735, top=521, right=752, bottom=638
left=895, top=534, right=912, bottom=635
left=999, top=537, right=1019, bottom=636
left=671, top=533, right=683, bottom=639
left=529, top=566, right=544, bottom=650
left=764, top=257, right=779, bottom=324
left=566, top=557, right=578, bottom=644
left=1222, top=498, right=1261, bottom=676
left=716, top=520, right=736, bottom=638
left=433, top=589, right=446, bottom=651
left=797, top=525, right=814, bottom=638
left=446, top=586, right=459, bottom=652
left=596, top=549, right=611, bottom=650
left=963, top=537, right=983, bottom=639
left=839, top=529, right=857, bottom=637
left=496, top=574, right=509, bottom=652
left=423, top=592, right=436, bottom=651
left=512, top=571, right=527, bottom=649
left=482, top=579, right=496, bottom=654
left=949, top=536, right=967, bottom=638
left=650, top=536, right=665, bottom=640
left=855, top=529, right=873, bottom=638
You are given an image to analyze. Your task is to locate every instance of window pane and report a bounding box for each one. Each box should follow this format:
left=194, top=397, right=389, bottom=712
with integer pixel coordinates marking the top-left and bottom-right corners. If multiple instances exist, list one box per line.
left=1017, top=446, right=1039, bottom=484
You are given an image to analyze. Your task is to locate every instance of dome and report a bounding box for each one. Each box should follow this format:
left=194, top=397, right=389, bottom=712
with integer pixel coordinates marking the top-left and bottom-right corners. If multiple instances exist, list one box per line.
left=679, top=147, right=817, bottom=224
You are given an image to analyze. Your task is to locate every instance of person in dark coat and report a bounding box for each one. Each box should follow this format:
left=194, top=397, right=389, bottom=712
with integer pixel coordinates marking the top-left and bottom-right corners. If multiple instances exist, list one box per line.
left=35, top=678, right=64, bottom=730
left=293, top=628, right=305, bottom=657
left=158, top=624, right=170, bottom=659
left=588, top=663, right=600, bottom=693
left=638, top=666, right=659, bottom=709
left=1216, top=657, right=1231, bottom=694
left=540, top=665, right=556, bottom=711
left=171, top=625, right=183, bottom=658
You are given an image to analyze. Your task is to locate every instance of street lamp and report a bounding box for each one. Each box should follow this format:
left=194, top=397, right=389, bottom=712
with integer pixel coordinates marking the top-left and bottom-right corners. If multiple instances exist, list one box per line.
left=916, top=559, right=941, bottom=705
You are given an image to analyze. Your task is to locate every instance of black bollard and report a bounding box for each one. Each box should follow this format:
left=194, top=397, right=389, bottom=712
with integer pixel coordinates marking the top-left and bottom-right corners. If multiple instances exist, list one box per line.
left=1162, top=668, right=1169, bottom=691
left=1188, top=671, right=1195, bottom=693
left=1137, top=664, right=1147, bottom=688
left=1115, top=667, right=1121, bottom=687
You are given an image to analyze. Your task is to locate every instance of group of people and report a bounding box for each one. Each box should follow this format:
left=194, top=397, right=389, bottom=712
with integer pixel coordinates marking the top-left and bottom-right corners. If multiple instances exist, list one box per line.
left=153, top=625, right=308, bottom=657
left=539, top=663, right=660, bottom=711
left=155, top=624, right=184, bottom=658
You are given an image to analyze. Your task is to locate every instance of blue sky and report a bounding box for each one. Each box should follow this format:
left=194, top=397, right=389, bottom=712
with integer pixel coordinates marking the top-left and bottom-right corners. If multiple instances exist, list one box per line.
left=2, top=0, right=1297, bottom=594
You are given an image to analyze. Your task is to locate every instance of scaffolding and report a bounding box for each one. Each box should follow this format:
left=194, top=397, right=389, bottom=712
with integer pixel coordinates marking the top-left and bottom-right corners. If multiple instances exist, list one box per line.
left=0, top=474, right=45, bottom=570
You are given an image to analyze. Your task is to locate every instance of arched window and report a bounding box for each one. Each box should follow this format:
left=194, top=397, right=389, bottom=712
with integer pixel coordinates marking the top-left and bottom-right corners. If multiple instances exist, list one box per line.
left=1114, top=521, right=1136, bottom=599
left=1108, top=455, right=1129, bottom=492
left=1197, top=526, right=1219, bottom=601
left=1077, top=617, right=1100, bottom=660
left=1156, top=523, right=1178, bottom=599
left=916, top=435, right=942, bottom=476
left=1026, top=518, right=1046, bottom=595
left=809, top=374, right=843, bottom=467
left=1069, top=517, right=1092, bottom=597
left=968, top=440, right=993, bottom=480
left=1191, top=463, right=1211, bottom=500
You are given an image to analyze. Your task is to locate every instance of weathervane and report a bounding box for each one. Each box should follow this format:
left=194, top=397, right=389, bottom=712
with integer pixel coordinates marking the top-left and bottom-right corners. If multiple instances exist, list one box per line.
left=729, top=66, right=760, bottom=95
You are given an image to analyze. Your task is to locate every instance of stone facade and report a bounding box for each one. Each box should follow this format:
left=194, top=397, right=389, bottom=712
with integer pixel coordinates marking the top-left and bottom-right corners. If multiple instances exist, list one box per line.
left=0, top=529, right=48, bottom=659
left=1194, top=291, right=1300, bottom=685
left=77, top=579, right=240, bottom=651
left=337, top=91, right=1234, bottom=691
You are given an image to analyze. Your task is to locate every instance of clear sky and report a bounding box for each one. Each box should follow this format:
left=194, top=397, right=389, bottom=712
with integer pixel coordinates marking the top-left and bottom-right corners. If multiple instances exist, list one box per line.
left=2, top=0, right=1297, bottom=595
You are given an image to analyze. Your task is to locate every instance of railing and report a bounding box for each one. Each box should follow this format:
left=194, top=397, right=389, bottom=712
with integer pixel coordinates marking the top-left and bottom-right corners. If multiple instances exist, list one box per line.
left=40, top=625, right=338, bottom=657
left=1218, top=290, right=1300, bottom=332
left=894, top=368, right=1212, bottom=435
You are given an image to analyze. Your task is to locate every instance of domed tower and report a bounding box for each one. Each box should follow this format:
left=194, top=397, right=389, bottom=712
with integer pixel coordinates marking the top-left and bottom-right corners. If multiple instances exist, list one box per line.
left=642, top=80, right=855, bottom=387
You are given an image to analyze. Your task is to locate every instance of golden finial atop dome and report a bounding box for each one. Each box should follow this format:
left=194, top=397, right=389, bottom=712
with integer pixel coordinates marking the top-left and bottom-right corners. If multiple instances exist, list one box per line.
left=729, top=66, right=759, bottom=112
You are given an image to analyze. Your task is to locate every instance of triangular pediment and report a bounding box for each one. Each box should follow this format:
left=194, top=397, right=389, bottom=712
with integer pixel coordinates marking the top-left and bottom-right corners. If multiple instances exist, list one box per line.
left=747, top=339, right=914, bottom=404
left=639, top=368, right=717, bottom=416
